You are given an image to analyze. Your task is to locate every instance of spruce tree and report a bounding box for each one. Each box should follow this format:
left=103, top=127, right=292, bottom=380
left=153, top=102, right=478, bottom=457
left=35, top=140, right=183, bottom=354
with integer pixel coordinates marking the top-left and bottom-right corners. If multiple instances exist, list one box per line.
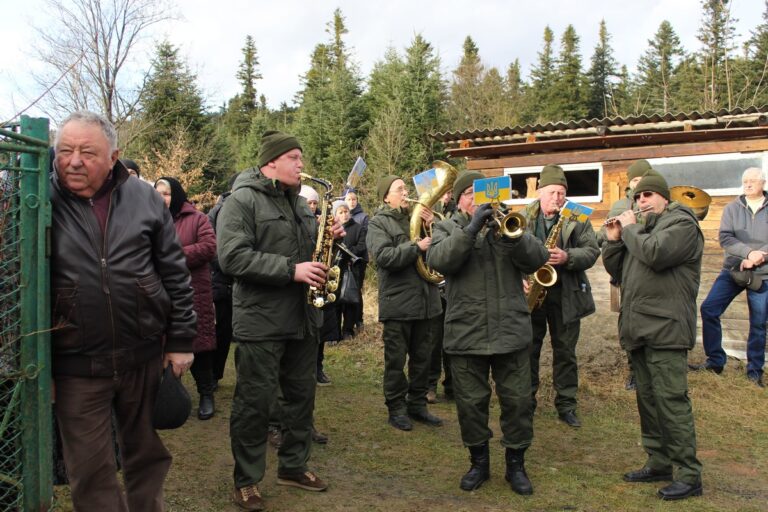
left=551, top=25, right=588, bottom=122
left=586, top=20, right=618, bottom=119
left=744, top=1, right=768, bottom=106
left=635, top=21, right=685, bottom=114
left=505, top=59, right=526, bottom=125
left=447, top=36, right=487, bottom=128
left=697, top=0, right=737, bottom=109
left=527, top=26, right=556, bottom=123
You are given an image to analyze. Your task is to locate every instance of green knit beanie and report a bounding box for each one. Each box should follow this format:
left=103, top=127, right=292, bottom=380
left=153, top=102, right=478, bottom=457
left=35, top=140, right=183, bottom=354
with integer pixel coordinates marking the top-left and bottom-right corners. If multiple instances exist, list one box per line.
left=634, top=172, right=670, bottom=201
left=538, top=164, right=568, bottom=190
left=453, top=171, right=484, bottom=200
left=377, top=175, right=400, bottom=203
left=627, top=159, right=653, bottom=181
left=258, top=130, right=302, bottom=168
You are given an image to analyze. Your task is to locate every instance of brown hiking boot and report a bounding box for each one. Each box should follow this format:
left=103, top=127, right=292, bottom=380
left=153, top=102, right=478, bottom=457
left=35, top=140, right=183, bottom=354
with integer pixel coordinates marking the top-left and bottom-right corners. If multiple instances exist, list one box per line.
left=233, top=484, right=264, bottom=511
left=277, top=470, right=328, bottom=492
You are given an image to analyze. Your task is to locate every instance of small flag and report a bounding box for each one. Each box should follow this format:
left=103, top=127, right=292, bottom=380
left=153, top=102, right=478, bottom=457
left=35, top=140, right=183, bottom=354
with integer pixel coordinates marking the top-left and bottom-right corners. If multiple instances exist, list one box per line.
left=561, top=200, right=593, bottom=223
left=473, top=176, right=511, bottom=205
left=413, top=168, right=438, bottom=197
left=344, top=157, right=367, bottom=193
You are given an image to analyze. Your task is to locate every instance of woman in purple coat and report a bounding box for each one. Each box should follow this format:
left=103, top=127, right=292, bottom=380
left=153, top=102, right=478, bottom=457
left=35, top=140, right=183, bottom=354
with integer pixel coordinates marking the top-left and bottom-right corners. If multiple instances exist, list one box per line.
left=155, top=177, right=218, bottom=419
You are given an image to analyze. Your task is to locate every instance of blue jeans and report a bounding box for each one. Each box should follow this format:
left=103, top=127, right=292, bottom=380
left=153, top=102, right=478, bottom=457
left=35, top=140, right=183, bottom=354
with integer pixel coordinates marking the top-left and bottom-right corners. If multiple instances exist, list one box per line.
left=700, top=270, right=768, bottom=377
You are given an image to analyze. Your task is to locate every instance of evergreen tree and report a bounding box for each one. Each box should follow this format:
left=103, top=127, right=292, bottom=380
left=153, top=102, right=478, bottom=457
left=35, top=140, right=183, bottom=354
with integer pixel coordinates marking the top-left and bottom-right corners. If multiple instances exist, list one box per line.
left=697, top=0, right=737, bottom=109
left=586, top=20, right=618, bottom=119
left=672, top=55, right=705, bottom=112
left=527, top=26, right=556, bottom=122
left=225, top=35, right=263, bottom=167
left=447, top=36, right=487, bottom=128
left=635, top=21, right=685, bottom=113
left=551, top=25, right=588, bottom=122
left=744, top=1, right=768, bottom=106
left=611, top=65, right=633, bottom=116
left=505, top=59, right=526, bottom=125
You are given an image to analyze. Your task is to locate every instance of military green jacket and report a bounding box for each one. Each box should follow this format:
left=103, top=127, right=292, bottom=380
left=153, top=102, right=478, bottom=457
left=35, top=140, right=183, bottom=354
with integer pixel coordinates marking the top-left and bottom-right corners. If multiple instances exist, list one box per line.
left=522, top=200, right=600, bottom=324
left=598, top=188, right=635, bottom=247
left=427, top=213, right=549, bottom=355
left=366, top=205, right=442, bottom=321
left=602, top=204, right=703, bottom=351
left=216, top=167, right=320, bottom=342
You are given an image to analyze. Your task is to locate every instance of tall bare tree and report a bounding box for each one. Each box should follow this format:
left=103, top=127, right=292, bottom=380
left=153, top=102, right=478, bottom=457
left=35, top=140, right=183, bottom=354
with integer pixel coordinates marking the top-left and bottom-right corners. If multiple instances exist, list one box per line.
left=33, top=0, right=171, bottom=126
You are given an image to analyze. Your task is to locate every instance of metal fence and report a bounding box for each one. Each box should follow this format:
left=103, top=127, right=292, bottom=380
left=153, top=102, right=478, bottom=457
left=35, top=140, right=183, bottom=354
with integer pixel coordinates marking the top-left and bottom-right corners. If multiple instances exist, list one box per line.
left=0, top=116, right=53, bottom=511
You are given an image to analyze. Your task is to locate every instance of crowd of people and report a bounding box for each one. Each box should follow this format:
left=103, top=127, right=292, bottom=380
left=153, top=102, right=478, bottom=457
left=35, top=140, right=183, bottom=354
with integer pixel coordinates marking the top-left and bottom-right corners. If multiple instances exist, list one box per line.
left=46, top=110, right=766, bottom=511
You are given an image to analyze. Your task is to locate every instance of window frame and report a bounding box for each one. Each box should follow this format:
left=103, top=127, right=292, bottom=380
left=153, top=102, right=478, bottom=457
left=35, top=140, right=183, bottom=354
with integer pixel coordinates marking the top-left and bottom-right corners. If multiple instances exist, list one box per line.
left=502, top=162, right=604, bottom=205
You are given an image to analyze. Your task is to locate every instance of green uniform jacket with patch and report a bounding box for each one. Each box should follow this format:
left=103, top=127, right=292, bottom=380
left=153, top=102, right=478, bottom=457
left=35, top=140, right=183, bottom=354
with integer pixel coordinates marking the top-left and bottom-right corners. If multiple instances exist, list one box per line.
left=427, top=213, right=549, bottom=355
left=216, top=167, right=320, bottom=342
left=522, top=200, right=600, bottom=324
left=366, top=205, right=442, bottom=321
left=601, top=204, right=704, bottom=351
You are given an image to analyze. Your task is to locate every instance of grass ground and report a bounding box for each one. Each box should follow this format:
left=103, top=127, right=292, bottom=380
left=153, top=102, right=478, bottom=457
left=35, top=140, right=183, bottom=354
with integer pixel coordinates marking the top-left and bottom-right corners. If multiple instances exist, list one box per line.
left=55, top=304, right=768, bottom=511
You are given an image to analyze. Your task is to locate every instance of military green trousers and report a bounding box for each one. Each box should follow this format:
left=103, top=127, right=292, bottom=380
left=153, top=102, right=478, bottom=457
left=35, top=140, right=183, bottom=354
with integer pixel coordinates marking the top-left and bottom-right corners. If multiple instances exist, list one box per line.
left=630, top=346, right=702, bottom=484
left=230, top=337, right=317, bottom=488
left=530, top=286, right=580, bottom=414
left=382, top=319, right=434, bottom=416
left=451, top=350, right=533, bottom=449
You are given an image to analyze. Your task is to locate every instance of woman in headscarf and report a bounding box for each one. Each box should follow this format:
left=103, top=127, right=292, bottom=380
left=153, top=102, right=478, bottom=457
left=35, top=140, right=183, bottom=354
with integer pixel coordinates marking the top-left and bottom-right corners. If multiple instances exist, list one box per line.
left=154, top=177, right=217, bottom=419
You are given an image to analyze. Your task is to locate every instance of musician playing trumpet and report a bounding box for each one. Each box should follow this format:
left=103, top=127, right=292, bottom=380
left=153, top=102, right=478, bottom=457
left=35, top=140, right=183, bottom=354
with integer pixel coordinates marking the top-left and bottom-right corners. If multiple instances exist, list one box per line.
left=427, top=171, right=548, bottom=495
left=521, top=165, right=599, bottom=429
left=602, top=172, right=704, bottom=501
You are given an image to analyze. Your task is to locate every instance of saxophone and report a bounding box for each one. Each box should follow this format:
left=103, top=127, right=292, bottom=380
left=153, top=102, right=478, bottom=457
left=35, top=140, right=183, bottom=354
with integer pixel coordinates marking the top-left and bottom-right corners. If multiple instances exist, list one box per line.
left=408, top=160, right=458, bottom=284
left=526, top=210, right=563, bottom=312
left=300, top=173, right=340, bottom=308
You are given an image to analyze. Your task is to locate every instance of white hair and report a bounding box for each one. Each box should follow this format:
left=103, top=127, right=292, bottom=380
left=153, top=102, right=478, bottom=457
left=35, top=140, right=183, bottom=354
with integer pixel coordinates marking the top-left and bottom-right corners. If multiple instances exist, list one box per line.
left=742, top=167, right=766, bottom=182
left=55, top=110, right=118, bottom=152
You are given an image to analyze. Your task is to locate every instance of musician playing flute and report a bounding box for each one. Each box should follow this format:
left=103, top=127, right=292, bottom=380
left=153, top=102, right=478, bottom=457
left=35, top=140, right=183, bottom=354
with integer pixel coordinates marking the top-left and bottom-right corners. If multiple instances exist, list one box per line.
left=522, top=165, right=599, bottom=428
left=427, top=171, right=548, bottom=494
left=602, top=172, right=704, bottom=501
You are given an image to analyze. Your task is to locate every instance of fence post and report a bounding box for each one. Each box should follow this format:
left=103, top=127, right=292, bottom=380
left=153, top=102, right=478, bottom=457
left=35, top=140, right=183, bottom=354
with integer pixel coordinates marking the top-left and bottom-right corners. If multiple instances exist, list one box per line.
left=19, top=116, right=52, bottom=511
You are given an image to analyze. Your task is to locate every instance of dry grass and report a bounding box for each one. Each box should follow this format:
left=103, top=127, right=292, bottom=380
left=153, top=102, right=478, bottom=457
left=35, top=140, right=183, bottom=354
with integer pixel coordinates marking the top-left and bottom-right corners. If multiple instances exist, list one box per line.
left=54, top=298, right=768, bottom=511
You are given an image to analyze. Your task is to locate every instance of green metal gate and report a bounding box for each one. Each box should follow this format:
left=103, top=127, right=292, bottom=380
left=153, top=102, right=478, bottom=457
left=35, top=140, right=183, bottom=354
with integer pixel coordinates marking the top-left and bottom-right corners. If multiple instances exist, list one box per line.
left=0, top=116, right=53, bottom=511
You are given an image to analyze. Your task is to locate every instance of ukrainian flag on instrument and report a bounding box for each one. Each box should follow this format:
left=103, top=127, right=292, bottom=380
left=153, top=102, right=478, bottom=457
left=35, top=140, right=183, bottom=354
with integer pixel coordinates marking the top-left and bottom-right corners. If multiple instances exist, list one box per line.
left=413, top=168, right=438, bottom=197
left=560, top=200, right=593, bottom=223
left=473, top=176, right=511, bottom=205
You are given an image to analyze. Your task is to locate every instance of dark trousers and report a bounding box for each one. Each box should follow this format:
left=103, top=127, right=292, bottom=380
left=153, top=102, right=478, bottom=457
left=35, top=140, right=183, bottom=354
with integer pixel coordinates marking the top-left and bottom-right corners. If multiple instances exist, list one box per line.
left=382, top=319, right=434, bottom=416
left=428, top=312, right=451, bottom=393
left=213, top=297, right=233, bottom=381
left=630, top=346, right=702, bottom=484
left=530, top=286, right=580, bottom=414
left=190, top=350, right=214, bottom=395
left=701, top=270, right=768, bottom=377
left=54, top=358, right=171, bottom=512
left=451, top=350, right=533, bottom=449
left=230, top=337, right=318, bottom=487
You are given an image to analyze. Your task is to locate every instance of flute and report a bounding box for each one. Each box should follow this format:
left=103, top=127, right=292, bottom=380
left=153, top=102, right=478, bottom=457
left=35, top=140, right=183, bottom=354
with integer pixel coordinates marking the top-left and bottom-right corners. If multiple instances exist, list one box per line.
left=603, top=205, right=653, bottom=225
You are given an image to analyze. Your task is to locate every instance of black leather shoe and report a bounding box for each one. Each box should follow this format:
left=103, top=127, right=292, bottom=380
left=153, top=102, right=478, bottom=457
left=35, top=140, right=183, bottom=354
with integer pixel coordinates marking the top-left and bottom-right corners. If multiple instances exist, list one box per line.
left=311, top=427, right=328, bottom=444
left=505, top=448, right=533, bottom=495
left=623, top=466, right=673, bottom=483
left=408, top=410, right=444, bottom=426
left=198, top=394, right=214, bottom=420
left=460, top=443, right=490, bottom=491
left=657, top=480, right=703, bottom=500
left=558, top=411, right=581, bottom=428
left=625, top=373, right=636, bottom=391
left=388, top=414, right=413, bottom=431
left=688, top=363, right=723, bottom=374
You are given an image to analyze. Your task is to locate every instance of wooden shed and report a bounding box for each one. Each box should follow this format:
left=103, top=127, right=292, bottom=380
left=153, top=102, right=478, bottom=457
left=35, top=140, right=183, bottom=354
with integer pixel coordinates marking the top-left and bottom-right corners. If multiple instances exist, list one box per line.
left=432, top=106, right=768, bottom=356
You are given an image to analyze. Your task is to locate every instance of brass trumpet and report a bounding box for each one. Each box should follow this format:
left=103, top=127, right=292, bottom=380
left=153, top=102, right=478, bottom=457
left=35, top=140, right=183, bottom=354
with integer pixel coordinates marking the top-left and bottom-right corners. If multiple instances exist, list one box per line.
left=603, top=205, right=653, bottom=225
left=491, top=208, right=526, bottom=238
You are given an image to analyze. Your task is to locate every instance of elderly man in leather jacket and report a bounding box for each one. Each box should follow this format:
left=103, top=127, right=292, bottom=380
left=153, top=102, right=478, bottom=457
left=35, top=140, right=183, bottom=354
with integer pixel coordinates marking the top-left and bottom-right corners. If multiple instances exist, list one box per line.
left=50, top=111, right=196, bottom=512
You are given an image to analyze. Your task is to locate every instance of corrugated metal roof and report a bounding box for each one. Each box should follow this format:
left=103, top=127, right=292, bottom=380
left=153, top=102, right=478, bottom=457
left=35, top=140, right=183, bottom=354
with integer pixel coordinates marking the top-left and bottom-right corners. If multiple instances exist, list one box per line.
left=431, top=106, right=768, bottom=147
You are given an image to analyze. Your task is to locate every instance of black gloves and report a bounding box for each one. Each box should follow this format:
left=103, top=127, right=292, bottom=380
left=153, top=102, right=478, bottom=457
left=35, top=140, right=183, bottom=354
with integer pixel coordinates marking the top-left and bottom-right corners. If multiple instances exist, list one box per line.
left=464, top=203, right=494, bottom=236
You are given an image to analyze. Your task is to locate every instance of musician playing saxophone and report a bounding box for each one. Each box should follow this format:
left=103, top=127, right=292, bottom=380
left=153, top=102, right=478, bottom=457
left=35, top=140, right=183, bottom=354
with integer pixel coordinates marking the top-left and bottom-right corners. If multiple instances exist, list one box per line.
left=217, top=131, right=343, bottom=509
left=366, top=175, right=443, bottom=431
left=427, top=171, right=548, bottom=495
left=521, top=165, right=599, bottom=429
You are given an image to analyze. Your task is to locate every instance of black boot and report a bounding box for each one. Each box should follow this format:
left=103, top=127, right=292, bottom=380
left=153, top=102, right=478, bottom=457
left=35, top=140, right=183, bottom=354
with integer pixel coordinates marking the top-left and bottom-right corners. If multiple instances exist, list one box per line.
left=198, top=394, right=214, bottom=420
left=460, top=443, right=490, bottom=491
left=505, top=448, right=533, bottom=495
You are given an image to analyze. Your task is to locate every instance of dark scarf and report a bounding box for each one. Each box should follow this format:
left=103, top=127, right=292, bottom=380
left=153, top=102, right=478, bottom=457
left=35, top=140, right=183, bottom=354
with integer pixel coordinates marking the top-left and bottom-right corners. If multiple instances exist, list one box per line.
left=156, top=176, right=188, bottom=218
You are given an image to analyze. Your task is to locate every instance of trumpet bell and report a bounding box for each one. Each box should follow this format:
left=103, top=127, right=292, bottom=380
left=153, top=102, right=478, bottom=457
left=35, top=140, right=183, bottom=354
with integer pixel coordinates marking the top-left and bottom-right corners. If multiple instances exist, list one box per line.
left=670, top=186, right=711, bottom=221
left=497, top=211, right=526, bottom=239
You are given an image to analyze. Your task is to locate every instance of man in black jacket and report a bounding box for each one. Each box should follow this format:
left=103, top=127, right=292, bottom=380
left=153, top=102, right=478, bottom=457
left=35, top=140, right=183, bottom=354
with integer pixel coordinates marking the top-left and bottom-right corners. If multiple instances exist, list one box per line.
left=50, top=111, right=196, bottom=512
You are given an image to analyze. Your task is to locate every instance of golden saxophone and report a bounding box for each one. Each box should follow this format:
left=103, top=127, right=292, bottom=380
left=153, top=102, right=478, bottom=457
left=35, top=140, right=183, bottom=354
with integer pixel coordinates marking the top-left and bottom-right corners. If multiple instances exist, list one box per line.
left=408, top=160, right=458, bottom=284
left=300, top=173, right=340, bottom=308
left=526, top=210, right=563, bottom=312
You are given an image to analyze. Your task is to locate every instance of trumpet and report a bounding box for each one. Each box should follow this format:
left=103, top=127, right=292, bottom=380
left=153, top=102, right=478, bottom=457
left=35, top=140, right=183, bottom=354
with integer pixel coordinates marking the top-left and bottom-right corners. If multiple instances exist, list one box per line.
left=491, top=207, right=526, bottom=239
left=603, top=205, right=653, bottom=226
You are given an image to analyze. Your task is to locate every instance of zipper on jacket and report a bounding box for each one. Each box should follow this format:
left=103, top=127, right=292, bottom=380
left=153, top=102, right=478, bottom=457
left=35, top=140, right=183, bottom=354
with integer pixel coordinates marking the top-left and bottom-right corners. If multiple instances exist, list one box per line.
left=99, top=190, right=118, bottom=376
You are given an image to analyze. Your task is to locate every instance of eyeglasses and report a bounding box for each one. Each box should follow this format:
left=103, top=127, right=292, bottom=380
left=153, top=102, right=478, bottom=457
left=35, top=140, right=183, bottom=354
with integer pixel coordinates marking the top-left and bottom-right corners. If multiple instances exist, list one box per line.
left=633, top=191, right=655, bottom=201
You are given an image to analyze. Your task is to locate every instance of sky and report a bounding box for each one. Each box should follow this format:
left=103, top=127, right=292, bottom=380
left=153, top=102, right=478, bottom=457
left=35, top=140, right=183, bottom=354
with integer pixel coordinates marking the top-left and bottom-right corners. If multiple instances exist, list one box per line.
left=0, top=0, right=764, bottom=123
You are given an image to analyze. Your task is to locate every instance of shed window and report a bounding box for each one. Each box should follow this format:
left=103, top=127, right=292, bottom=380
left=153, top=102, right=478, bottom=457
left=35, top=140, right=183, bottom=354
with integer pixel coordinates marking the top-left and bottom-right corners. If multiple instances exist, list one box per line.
left=503, top=163, right=603, bottom=205
left=648, top=153, right=766, bottom=196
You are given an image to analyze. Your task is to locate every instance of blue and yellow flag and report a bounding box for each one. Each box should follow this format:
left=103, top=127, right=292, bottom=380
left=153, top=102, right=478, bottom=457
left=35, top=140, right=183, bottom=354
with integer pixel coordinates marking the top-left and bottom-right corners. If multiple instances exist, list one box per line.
left=560, top=200, right=593, bottom=223
left=473, top=176, right=511, bottom=205
left=413, top=168, right=438, bottom=197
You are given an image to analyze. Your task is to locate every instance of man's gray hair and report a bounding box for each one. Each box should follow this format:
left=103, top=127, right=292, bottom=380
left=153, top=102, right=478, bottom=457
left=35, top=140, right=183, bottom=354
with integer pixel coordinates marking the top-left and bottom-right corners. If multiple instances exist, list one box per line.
left=743, top=167, right=766, bottom=182
left=55, top=110, right=118, bottom=152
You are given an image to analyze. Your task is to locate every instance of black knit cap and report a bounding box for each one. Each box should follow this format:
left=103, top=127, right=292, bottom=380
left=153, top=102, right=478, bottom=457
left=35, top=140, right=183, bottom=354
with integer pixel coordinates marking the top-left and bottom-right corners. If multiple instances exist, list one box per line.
left=377, top=175, right=400, bottom=203
left=258, top=130, right=302, bottom=168
left=634, top=171, right=670, bottom=201
left=627, top=159, right=652, bottom=181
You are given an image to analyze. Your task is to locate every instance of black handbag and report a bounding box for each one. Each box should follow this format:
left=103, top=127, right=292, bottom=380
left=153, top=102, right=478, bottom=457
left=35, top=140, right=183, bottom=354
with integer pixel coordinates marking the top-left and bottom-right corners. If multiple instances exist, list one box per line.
left=729, top=268, right=763, bottom=291
left=338, top=263, right=360, bottom=305
left=152, top=364, right=191, bottom=430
